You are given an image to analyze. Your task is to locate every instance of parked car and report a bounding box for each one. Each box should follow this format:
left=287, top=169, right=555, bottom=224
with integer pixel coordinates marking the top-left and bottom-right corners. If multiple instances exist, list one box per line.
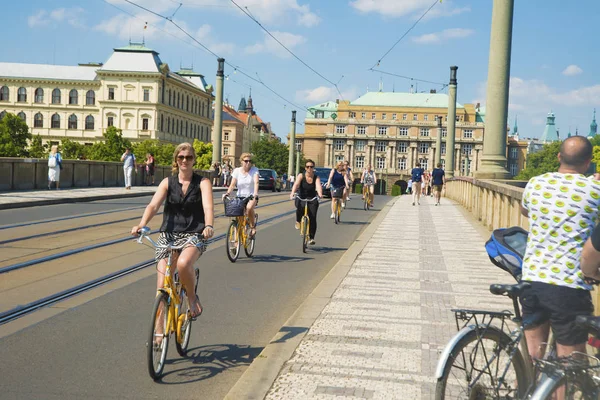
left=258, top=169, right=282, bottom=192
left=314, top=167, right=332, bottom=198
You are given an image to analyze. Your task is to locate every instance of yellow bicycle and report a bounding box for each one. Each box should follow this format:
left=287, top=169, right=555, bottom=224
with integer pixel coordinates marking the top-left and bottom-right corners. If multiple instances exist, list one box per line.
left=362, top=185, right=371, bottom=211
left=295, top=195, right=319, bottom=253
left=136, top=227, right=201, bottom=380
left=225, top=195, right=257, bottom=262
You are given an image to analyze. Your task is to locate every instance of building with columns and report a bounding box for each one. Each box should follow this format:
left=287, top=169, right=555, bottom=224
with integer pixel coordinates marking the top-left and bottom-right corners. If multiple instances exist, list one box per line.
left=296, top=91, right=485, bottom=181
left=0, top=42, right=214, bottom=146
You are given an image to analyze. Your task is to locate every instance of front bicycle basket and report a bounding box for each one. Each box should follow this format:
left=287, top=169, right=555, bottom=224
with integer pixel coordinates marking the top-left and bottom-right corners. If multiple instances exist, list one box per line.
left=224, top=197, right=245, bottom=217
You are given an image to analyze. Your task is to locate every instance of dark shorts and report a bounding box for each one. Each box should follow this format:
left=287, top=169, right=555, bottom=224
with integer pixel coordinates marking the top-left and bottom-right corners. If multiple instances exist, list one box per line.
left=520, top=281, right=593, bottom=346
left=433, top=184, right=443, bottom=192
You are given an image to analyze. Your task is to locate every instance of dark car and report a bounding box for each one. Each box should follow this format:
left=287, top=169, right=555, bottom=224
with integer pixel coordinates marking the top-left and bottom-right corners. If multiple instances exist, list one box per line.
left=314, top=167, right=332, bottom=198
left=258, top=169, right=281, bottom=192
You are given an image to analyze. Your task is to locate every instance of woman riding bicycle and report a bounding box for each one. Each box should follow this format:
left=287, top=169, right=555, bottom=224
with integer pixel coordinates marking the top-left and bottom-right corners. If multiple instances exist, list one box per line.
left=131, top=142, right=214, bottom=319
left=224, top=153, right=259, bottom=237
left=290, top=159, right=323, bottom=245
left=326, top=162, right=350, bottom=219
left=361, top=164, right=377, bottom=207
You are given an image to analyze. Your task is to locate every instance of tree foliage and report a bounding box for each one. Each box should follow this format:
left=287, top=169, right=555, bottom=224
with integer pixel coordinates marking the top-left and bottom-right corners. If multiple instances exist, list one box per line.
left=29, top=134, right=48, bottom=158
left=250, top=137, right=299, bottom=175
left=514, top=141, right=561, bottom=181
left=192, top=140, right=213, bottom=170
left=86, top=126, right=132, bottom=161
left=132, top=139, right=176, bottom=166
left=0, top=113, right=31, bottom=157
left=61, top=138, right=88, bottom=160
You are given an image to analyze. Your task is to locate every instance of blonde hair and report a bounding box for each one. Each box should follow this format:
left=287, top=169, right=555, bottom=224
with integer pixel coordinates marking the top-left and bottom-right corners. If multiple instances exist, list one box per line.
left=50, top=145, right=58, bottom=154
left=171, top=142, right=196, bottom=175
left=239, top=152, right=253, bottom=163
left=336, top=162, right=345, bottom=170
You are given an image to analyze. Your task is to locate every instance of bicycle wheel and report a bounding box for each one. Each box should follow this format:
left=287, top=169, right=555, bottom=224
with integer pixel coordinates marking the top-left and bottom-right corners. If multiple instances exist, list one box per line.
left=435, top=328, right=529, bottom=399
left=536, top=372, right=598, bottom=399
left=175, top=288, right=192, bottom=357
left=226, top=221, right=240, bottom=263
left=147, top=292, right=170, bottom=380
left=301, top=216, right=309, bottom=253
left=244, top=224, right=255, bottom=257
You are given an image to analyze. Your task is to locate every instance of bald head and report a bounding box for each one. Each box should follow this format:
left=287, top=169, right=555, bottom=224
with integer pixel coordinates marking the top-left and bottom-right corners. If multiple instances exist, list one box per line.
left=559, top=136, right=592, bottom=170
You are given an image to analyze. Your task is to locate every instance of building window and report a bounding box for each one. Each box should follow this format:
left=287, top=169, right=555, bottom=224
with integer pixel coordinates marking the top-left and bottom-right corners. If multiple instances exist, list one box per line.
left=376, top=156, right=385, bottom=169
left=463, top=129, right=473, bottom=139
left=108, top=87, right=115, bottom=100
left=382, top=113, right=387, bottom=120
left=510, top=147, right=518, bottom=159
left=371, top=112, right=376, bottom=120
left=440, top=159, right=445, bottom=169
left=0, top=86, right=8, bottom=101
left=335, top=154, right=345, bottom=164
left=361, top=112, right=366, bottom=119
left=69, top=89, right=78, bottom=105
left=52, top=88, right=61, bottom=104
left=336, top=125, right=346, bottom=134
left=413, top=114, right=417, bottom=121
left=142, top=118, right=149, bottom=131
left=86, top=90, right=95, bottom=105
left=34, top=112, right=43, bottom=128
left=177, top=93, right=180, bottom=109
left=441, top=143, right=446, bottom=155
left=334, top=139, right=345, bottom=151
left=376, top=141, right=386, bottom=152
left=35, top=88, right=44, bottom=103
left=355, top=140, right=366, bottom=152
left=461, top=158, right=473, bottom=175
left=462, top=144, right=473, bottom=155
left=420, top=158, right=429, bottom=171
left=419, top=142, right=430, bottom=154
left=186, top=95, right=189, bottom=111
left=167, top=117, right=170, bottom=132
left=399, top=127, right=408, bottom=136
left=68, top=114, right=77, bottom=129
left=420, top=128, right=430, bottom=137
left=398, top=157, right=407, bottom=170
left=82, top=115, right=94, bottom=130
left=314, top=110, right=324, bottom=119
left=510, top=163, right=518, bottom=176
left=107, top=116, right=114, bottom=127
left=424, top=114, right=429, bottom=121
left=355, top=155, right=365, bottom=169
left=224, top=131, right=230, bottom=141
left=295, top=139, right=302, bottom=151
left=392, top=113, right=397, bottom=120
left=349, top=111, right=356, bottom=118
left=223, top=146, right=229, bottom=155
left=378, top=126, right=388, bottom=136
left=442, top=128, right=447, bottom=138
left=357, top=125, right=367, bottom=135
left=17, top=111, right=26, bottom=122
left=51, top=113, right=60, bottom=128
left=402, top=114, right=407, bottom=120
left=397, top=141, right=408, bottom=153
left=17, top=87, right=27, bottom=102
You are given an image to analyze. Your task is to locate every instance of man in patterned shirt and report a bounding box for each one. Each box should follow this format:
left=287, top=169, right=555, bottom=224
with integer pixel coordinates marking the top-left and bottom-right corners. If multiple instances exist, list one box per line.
left=520, top=136, right=600, bottom=362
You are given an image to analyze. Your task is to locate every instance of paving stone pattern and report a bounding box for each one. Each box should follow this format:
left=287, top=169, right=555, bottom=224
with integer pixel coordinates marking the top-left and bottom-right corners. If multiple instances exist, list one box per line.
left=265, top=195, right=515, bottom=399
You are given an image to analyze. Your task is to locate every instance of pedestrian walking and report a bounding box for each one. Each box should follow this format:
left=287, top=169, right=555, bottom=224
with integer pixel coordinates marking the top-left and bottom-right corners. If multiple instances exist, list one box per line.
left=47, top=145, right=62, bottom=190
left=406, top=178, right=412, bottom=194
left=121, top=147, right=136, bottom=190
left=145, top=153, right=155, bottom=186
left=212, top=162, right=221, bottom=187
left=411, top=163, right=424, bottom=205
left=431, top=163, right=445, bottom=206
left=282, top=173, right=288, bottom=190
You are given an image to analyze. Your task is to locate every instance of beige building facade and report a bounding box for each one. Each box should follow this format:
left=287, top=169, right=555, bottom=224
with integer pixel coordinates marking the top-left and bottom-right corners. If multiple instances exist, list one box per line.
left=0, top=43, right=214, bottom=145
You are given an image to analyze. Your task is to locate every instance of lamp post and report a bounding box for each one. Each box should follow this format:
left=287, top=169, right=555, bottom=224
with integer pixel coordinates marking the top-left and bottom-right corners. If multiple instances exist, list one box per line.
left=212, top=58, right=225, bottom=165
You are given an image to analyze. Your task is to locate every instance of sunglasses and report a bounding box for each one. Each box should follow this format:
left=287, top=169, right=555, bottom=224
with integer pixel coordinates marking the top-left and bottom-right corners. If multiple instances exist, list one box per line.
left=243, top=159, right=252, bottom=163
left=177, top=155, right=194, bottom=162
left=305, top=165, right=314, bottom=169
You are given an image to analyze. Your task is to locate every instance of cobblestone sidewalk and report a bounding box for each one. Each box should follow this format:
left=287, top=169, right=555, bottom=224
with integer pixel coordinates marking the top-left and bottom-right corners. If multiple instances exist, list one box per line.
left=265, top=195, right=515, bottom=399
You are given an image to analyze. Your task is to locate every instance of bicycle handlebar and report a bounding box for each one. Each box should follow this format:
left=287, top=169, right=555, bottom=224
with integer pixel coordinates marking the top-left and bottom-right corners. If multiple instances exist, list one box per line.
left=294, top=195, right=319, bottom=202
left=136, top=227, right=200, bottom=251
left=223, top=194, right=254, bottom=201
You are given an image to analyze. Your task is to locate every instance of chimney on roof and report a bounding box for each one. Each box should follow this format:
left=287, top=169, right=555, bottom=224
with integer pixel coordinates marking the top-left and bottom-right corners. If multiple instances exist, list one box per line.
left=336, top=99, right=339, bottom=104
left=476, top=102, right=481, bottom=111
left=430, top=89, right=436, bottom=94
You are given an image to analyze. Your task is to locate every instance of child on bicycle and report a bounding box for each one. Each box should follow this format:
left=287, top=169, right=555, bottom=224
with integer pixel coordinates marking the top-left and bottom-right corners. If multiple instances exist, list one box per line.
left=290, top=159, right=323, bottom=245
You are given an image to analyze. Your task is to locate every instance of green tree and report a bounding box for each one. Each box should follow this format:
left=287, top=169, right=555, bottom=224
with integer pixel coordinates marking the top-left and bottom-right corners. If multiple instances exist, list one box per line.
left=29, top=134, right=48, bottom=158
left=60, top=138, right=88, bottom=160
left=192, top=140, right=213, bottom=170
left=514, top=141, right=561, bottom=181
left=251, top=137, right=295, bottom=175
left=0, top=113, right=31, bottom=157
left=86, top=126, right=132, bottom=161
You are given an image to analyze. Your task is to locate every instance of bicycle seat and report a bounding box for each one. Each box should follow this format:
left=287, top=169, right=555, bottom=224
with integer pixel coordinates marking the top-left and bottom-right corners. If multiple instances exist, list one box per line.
left=576, top=315, right=600, bottom=337
left=489, top=282, right=531, bottom=298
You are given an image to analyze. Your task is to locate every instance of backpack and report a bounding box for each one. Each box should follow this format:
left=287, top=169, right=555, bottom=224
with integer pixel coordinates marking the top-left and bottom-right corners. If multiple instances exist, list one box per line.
left=485, top=226, right=528, bottom=281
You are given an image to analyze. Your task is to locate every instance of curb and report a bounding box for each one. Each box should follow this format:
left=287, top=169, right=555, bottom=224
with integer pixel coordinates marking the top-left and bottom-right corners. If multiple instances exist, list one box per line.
left=224, top=196, right=400, bottom=400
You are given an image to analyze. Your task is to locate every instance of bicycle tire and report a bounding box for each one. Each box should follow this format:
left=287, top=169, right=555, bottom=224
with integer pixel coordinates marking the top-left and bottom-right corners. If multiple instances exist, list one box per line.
left=534, top=371, right=598, bottom=399
left=335, top=202, right=340, bottom=224
left=301, top=216, right=309, bottom=253
left=226, top=221, right=240, bottom=263
left=244, top=226, right=255, bottom=257
left=147, top=292, right=170, bottom=380
left=175, top=288, right=192, bottom=356
left=435, top=328, right=529, bottom=399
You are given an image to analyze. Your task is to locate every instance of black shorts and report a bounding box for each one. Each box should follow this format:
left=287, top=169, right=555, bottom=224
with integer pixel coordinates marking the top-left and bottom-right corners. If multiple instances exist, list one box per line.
left=520, top=281, right=593, bottom=346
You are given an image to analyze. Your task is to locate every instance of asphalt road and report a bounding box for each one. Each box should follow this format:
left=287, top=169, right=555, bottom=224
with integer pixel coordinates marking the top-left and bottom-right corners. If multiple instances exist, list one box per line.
left=0, top=194, right=390, bottom=400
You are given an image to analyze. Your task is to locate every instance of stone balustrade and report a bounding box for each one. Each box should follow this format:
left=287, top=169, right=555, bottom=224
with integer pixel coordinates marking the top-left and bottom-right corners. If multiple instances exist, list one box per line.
left=0, top=157, right=211, bottom=190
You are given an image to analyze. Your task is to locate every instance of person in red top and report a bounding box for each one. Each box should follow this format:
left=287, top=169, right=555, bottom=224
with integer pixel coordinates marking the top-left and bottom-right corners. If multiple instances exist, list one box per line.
left=145, top=153, right=155, bottom=186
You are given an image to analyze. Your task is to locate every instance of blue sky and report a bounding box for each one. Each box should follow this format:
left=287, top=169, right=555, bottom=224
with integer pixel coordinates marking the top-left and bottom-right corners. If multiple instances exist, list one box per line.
left=4, top=0, right=599, bottom=140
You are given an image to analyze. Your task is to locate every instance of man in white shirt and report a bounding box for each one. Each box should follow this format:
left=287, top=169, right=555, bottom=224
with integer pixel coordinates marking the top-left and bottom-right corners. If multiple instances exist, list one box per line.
left=121, top=148, right=136, bottom=190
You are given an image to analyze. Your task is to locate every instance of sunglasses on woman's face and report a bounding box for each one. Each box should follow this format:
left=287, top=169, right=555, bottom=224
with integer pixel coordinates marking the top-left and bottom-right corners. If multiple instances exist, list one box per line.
left=177, top=155, right=194, bottom=162
left=305, top=165, right=314, bottom=169
left=243, top=159, right=252, bottom=163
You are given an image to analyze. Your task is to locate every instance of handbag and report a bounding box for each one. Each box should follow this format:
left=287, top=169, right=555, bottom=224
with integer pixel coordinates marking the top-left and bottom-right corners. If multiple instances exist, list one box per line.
left=48, top=156, right=56, bottom=168
left=224, top=196, right=245, bottom=217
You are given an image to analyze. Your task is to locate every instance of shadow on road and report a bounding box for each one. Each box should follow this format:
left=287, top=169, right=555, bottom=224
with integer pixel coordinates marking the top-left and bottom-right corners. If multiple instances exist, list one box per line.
left=309, top=246, right=346, bottom=254
left=158, top=343, right=263, bottom=384
left=238, top=254, right=312, bottom=263
left=270, top=326, right=309, bottom=344
left=337, top=221, right=368, bottom=225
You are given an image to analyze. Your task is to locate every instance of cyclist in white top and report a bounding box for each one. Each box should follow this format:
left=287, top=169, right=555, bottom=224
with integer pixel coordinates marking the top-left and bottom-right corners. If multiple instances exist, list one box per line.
left=224, top=153, right=260, bottom=236
left=361, top=165, right=377, bottom=207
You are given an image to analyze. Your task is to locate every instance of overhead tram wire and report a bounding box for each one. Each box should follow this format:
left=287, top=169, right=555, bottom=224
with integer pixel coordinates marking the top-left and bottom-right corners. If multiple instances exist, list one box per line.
left=370, top=0, right=441, bottom=70
left=119, top=0, right=308, bottom=112
left=228, top=0, right=345, bottom=101
left=370, top=69, right=446, bottom=87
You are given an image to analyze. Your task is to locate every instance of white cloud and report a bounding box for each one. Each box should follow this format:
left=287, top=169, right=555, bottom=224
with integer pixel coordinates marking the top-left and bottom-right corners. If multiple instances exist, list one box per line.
left=28, top=7, right=85, bottom=28
left=412, top=28, right=474, bottom=44
left=350, top=0, right=469, bottom=19
left=296, top=86, right=357, bottom=103
left=246, top=31, right=306, bottom=58
left=562, top=64, right=583, bottom=76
